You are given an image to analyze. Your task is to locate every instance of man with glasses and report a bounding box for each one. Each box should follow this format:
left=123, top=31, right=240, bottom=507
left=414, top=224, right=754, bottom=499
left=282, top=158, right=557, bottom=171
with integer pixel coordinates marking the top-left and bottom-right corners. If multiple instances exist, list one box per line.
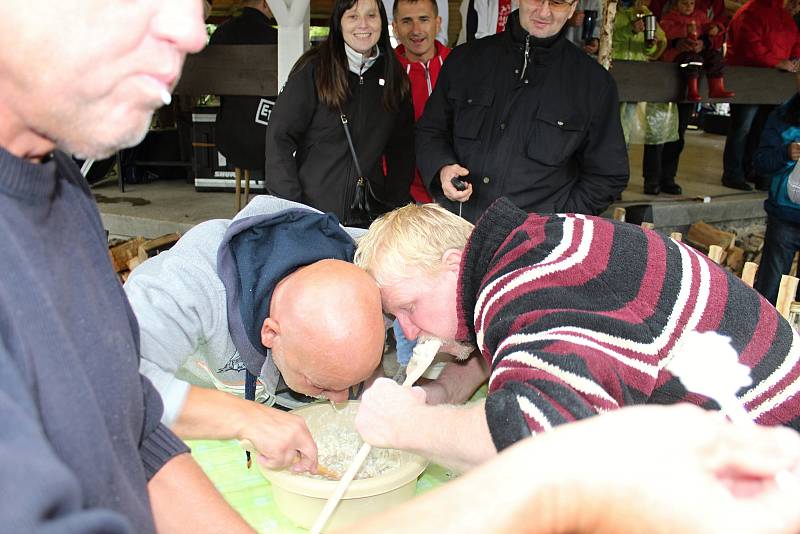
left=416, top=0, right=629, bottom=223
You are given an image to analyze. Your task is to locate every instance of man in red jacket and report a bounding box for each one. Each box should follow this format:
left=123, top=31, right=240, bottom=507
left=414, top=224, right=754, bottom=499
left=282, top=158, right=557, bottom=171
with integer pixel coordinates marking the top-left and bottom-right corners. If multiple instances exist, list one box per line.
left=393, top=0, right=452, bottom=203
left=722, top=0, right=800, bottom=190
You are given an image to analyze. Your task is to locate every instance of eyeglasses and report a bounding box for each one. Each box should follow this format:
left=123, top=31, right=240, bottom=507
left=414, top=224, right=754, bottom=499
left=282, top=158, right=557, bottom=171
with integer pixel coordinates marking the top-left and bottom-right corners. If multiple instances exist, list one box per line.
left=530, top=0, right=577, bottom=10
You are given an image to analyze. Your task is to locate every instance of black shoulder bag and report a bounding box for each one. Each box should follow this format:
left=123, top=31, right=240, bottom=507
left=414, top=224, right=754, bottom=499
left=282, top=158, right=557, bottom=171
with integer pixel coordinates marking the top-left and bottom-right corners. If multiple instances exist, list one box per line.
left=340, top=113, right=390, bottom=228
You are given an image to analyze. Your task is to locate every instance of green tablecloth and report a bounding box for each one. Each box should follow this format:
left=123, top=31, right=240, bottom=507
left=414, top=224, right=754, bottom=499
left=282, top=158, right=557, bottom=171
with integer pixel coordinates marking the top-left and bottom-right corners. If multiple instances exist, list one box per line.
left=189, top=439, right=457, bottom=533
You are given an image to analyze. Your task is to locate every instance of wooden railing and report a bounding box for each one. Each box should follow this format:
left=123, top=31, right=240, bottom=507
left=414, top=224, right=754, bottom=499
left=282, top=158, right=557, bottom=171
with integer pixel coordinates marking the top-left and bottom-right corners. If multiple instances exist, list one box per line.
left=175, top=45, right=796, bottom=104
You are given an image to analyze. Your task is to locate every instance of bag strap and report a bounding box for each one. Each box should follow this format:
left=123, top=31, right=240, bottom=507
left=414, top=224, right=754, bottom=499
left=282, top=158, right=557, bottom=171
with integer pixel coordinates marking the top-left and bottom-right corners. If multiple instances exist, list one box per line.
left=340, top=113, right=365, bottom=178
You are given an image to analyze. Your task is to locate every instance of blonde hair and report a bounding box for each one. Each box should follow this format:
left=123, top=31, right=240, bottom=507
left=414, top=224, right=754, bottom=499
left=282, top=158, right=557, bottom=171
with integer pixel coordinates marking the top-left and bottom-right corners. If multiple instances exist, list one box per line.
left=354, top=203, right=474, bottom=286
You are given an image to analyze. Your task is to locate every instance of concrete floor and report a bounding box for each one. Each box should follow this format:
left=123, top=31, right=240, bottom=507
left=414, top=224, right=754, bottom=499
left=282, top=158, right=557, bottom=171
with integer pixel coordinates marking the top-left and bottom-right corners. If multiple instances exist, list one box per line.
left=94, top=129, right=767, bottom=238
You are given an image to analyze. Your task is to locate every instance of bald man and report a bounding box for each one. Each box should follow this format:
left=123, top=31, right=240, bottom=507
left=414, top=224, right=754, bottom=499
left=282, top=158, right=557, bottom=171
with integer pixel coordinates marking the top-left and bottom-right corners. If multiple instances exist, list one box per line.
left=124, top=196, right=386, bottom=473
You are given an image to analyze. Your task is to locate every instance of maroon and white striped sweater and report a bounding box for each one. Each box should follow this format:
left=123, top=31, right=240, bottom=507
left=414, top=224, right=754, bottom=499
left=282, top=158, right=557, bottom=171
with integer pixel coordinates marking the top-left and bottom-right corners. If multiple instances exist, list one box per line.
left=458, top=198, right=800, bottom=450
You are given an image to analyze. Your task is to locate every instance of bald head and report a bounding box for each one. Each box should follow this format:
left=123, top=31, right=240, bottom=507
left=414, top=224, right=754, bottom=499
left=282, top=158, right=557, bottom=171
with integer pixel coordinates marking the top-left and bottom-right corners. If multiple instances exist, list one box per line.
left=261, top=259, right=385, bottom=400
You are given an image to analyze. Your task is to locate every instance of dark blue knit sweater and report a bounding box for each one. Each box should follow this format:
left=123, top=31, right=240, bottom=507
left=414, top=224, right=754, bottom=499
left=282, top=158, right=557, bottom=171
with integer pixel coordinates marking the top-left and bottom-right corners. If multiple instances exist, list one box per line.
left=0, top=147, right=188, bottom=532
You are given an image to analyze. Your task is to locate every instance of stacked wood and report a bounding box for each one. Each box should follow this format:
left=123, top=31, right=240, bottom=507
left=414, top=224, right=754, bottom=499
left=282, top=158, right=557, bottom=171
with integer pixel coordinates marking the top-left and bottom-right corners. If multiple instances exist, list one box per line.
left=686, top=221, right=736, bottom=252
left=108, top=232, right=181, bottom=283
left=685, top=221, right=755, bottom=276
left=109, top=237, right=146, bottom=273
left=725, top=246, right=745, bottom=274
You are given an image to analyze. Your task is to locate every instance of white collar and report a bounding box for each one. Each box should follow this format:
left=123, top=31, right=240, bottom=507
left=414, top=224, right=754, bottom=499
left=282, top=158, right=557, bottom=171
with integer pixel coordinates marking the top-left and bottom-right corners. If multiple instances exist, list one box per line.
left=344, top=42, right=380, bottom=75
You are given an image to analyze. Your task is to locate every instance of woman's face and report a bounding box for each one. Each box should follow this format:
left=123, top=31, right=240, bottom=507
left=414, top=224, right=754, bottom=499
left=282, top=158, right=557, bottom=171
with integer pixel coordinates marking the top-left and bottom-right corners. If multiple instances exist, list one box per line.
left=341, top=0, right=382, bottom=55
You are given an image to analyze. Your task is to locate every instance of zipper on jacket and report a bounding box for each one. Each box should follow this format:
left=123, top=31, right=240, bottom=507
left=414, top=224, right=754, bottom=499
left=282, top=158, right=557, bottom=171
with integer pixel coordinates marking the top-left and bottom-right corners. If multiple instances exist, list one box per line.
left=424, top=63, right=432, bottom=95
left=519, top=35, right=530, bottom=81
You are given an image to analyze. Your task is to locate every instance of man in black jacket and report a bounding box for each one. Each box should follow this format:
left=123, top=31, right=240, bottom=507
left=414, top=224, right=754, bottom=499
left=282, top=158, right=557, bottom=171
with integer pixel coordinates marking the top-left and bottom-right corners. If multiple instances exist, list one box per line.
left=209, top=0, right=278, bottom=178
left=417, top=0, right=629, bottom=222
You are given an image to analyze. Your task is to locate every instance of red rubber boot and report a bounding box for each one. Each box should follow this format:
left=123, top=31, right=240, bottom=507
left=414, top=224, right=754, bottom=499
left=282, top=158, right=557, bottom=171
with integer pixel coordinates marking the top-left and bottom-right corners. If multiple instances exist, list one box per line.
left=708, top=76, right=735, bottom=99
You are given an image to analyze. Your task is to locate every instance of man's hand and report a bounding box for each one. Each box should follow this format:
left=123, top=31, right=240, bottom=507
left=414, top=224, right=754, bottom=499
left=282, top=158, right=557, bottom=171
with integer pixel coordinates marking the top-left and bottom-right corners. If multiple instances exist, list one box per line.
left=568, top=10, right=585, bottom=27
left=777, top=58, right=800, bottom=72
left=239, top=403, right=319, bottom=473
left=708, top=25, right=720, bottom=37
left=171, top=386, right=320, bottom=473
left=355, top=377, right=427, bottom=449
left=692, top=38, right=704, bottom=53
left=632, top=18, right=645, bottom=34
left=789, top=141, right=800, bottom=161
left=439, top=164, right=472, bottom=202
left=583, top=38, right=599, bottom=54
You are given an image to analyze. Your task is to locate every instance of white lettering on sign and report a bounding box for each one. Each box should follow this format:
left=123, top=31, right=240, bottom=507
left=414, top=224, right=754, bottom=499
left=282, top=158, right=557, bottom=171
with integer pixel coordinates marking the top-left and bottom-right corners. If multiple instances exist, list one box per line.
left=255, top=98, right=275, bottom=126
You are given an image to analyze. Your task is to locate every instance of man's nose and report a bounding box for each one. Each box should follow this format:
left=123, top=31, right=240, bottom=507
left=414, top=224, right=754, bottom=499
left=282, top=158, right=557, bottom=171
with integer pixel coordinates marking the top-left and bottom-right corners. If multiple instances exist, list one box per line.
left=326, top=390, right=350, bottom=403
left=398, top=316, right=421, bottom=340
left=152, top=0, right=208, bottom=54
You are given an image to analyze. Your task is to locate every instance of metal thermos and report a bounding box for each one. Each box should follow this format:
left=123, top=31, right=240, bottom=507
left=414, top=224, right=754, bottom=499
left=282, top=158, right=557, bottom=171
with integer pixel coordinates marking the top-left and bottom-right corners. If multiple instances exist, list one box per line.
left=582, top=10, right=598, bottom=42
left=644, top=14, right=657, bottom=42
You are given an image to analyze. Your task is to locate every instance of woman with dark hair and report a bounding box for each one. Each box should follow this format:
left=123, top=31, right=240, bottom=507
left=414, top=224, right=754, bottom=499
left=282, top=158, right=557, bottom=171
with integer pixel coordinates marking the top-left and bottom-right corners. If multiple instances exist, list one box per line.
left=265, top=0, right=414, bottom=225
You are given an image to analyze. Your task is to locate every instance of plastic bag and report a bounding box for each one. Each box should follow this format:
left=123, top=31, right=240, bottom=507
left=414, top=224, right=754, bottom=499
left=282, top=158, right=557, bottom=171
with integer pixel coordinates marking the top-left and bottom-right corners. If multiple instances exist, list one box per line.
left=787, top=160, right=800, bottom=204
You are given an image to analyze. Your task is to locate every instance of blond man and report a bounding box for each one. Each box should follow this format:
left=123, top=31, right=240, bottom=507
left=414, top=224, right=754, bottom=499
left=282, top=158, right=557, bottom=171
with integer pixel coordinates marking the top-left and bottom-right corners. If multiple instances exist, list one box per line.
left=354, top=198, right=800, bottom=472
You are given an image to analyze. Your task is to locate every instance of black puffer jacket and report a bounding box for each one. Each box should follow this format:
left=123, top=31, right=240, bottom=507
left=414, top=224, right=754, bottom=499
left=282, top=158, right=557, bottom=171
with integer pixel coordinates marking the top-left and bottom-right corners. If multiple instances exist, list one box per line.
left=417, top=11, right=629, bottom=222
left=265, top=55, right=415, bottom=222
left=209, top=7, right=278, bottom=170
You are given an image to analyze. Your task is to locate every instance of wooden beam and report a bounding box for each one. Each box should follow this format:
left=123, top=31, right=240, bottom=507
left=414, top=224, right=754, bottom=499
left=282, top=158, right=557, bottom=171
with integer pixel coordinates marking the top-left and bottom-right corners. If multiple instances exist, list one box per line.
left=610, top=60, right=795, bottom=104
left=175, top=45, right=279, bottom=96
left=173, top=47, right=795, bottom=105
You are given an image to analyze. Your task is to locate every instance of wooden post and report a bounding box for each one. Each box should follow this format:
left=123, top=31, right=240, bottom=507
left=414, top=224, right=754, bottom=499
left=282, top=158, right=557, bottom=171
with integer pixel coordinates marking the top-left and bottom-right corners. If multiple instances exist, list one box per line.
left=234, top=167, right=242, bottom=213
left=776, top=274, right=799, bottom=320
left=598, top=0, right=618, bottom=70
left=741, top=262, right=758, bottom=287
left=707, top=245, right=725, bottom=264
left=244, top=169, right=251, bottom=207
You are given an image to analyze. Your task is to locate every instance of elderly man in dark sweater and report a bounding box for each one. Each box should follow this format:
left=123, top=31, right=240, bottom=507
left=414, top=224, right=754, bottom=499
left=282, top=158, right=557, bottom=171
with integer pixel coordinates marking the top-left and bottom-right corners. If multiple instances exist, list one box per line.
left=0, top=0, right=253, bottom=532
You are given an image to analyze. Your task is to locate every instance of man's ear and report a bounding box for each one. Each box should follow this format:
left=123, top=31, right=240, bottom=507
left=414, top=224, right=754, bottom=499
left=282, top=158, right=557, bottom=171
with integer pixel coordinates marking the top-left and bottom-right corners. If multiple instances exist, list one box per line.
left=261, top=317, right=280, bottom=348
left=441, top=248, right=463, bottom=273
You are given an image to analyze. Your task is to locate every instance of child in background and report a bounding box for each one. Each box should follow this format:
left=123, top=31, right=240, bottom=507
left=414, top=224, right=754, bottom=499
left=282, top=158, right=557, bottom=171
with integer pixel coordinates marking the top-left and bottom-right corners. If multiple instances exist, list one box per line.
left=613, top=0, right=682, bottom=195
left=660, top=0, right=734, bottom=101
left=752, top=82, right=800, bottom=304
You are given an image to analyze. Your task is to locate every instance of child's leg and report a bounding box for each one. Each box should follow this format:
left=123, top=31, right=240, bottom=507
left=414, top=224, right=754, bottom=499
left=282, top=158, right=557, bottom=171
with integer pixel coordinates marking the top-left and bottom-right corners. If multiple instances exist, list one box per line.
left=705, top=49, right=735, bottom=98
left=675, top=52, right=702, bottom=102
left=642, top=144, right=663, bottom=195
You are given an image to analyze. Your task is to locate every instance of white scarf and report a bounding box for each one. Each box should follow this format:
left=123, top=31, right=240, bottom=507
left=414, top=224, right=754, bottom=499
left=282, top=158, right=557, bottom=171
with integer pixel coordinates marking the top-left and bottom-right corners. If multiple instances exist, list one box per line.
left=344, top=42, right=380, bottom=76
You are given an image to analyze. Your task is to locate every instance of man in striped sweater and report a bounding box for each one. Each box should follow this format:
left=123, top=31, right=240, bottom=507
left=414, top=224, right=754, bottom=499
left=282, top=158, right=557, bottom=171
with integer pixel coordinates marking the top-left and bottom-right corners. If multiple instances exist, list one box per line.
left=354, top=197, right=800, bottom=471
